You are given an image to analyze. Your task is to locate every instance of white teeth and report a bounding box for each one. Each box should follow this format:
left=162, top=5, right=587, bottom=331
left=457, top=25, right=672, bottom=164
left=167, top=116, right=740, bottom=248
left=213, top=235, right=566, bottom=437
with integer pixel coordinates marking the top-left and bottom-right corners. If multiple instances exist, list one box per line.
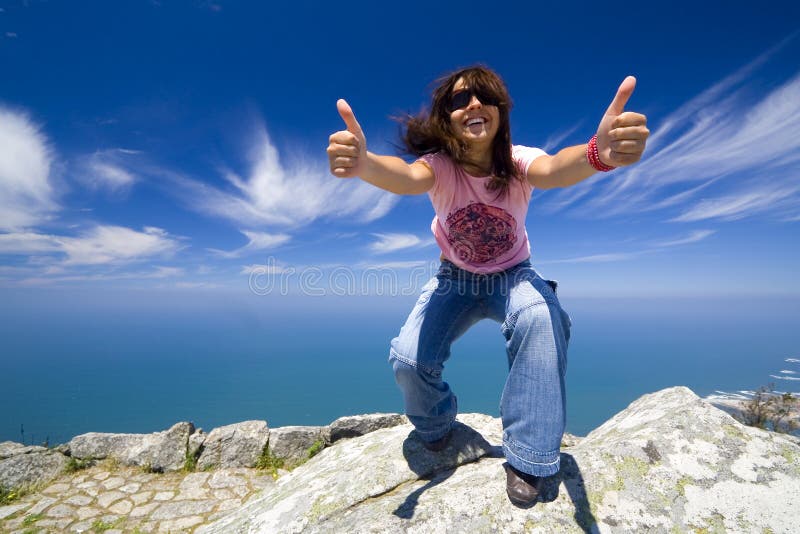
left=466, top=118, right=485, bottom=126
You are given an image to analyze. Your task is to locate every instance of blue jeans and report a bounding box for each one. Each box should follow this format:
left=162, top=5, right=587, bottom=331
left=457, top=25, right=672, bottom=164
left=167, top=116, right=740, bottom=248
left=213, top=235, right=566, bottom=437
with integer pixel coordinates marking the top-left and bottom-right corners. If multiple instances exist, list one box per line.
left=389, top=259, right=571, bottom=477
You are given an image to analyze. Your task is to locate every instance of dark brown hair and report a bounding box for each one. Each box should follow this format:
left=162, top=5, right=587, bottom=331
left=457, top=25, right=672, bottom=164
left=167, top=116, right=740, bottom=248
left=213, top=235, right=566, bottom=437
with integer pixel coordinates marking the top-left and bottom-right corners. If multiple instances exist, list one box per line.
left=400, top=65, right=520, bottom=195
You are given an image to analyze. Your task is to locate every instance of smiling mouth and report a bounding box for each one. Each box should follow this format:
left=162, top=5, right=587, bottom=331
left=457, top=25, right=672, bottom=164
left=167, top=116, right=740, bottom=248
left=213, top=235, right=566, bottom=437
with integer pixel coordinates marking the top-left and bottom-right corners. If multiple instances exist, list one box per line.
left=465, top=117, right=487, bottom=126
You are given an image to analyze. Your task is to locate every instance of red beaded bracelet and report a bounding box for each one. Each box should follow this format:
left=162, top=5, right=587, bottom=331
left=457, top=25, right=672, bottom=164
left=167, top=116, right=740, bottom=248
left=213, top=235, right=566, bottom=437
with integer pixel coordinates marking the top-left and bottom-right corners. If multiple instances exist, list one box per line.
left=587, top=135, right=615, bottom=172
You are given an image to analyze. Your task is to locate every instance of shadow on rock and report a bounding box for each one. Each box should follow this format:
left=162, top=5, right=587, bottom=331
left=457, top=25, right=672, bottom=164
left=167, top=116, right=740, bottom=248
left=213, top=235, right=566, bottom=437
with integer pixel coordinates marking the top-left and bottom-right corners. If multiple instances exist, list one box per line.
left=537, top=452, right=597, bottom=533
left=393, top=422, right=499, bottom=519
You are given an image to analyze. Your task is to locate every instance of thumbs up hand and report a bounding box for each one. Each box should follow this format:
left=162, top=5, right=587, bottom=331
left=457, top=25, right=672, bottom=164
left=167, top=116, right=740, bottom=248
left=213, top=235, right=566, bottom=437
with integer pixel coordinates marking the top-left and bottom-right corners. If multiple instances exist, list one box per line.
left=595, top=76, right=649, bottom=168
left=328, top=99, right=368, bottom=178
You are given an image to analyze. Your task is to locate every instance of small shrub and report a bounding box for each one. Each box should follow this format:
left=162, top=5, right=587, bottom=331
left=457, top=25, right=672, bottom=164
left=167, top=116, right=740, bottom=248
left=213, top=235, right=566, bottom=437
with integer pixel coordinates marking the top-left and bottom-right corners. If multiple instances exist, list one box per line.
left=255, top=446, right=284, bottom=477
left=183, top=450, right=198, bottom=473
left=0, top=486, right=20, bottom=505
left=139, top=462, right=161, bottom=474
left=307, top=438, right=325, bottom=459
left=64, top=456, right=93, bottom=473
left=737, top=384, right=799, bottom=434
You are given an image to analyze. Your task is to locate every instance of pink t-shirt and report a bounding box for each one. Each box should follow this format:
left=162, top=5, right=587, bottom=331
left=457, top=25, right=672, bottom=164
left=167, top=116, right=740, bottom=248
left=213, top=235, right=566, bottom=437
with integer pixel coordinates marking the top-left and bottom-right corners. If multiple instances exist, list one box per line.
left=419, top=145, right=547, bottom=274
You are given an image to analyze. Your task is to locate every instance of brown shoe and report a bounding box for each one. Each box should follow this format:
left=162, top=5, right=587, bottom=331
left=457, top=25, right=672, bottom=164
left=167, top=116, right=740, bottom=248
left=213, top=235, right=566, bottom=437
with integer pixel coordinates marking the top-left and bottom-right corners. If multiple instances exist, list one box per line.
left=420, top=430, right=452, bottom=452
left=504, top=464, right=543, bottom=507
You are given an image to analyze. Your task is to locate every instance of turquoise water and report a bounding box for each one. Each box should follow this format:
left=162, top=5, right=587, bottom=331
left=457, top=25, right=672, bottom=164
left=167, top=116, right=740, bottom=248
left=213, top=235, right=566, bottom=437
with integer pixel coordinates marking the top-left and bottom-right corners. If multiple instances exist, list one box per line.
left=2, top=291, right=798, bottom=446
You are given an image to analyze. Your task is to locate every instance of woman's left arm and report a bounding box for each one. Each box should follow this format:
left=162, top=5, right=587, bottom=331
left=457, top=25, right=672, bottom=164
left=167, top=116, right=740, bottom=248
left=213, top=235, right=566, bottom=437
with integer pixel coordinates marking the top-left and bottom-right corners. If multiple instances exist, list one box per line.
left=527, top=76, right=649, bottom=190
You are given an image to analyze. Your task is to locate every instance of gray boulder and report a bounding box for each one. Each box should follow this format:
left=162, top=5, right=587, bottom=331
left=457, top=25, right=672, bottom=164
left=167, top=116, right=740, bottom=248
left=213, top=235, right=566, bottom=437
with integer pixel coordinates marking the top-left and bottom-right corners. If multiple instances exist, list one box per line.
left=197, top=420, right=269, bottom=470
left=67, top=422, right=194, bottom=472
left=323, top=413, right=408, bottom=444
left=267, top=426, right=324, bottom=468
left=0, top=442, right=46, bottom=460
left=199, top=388, right=800, bottom=533
left=0, top=442, right=67, bottom=491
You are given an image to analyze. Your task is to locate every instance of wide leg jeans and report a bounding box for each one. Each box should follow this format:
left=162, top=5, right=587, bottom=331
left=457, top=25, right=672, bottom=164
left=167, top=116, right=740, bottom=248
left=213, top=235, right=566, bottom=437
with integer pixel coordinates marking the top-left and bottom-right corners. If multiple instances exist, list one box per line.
left=389, top=259, right=571, bottom=477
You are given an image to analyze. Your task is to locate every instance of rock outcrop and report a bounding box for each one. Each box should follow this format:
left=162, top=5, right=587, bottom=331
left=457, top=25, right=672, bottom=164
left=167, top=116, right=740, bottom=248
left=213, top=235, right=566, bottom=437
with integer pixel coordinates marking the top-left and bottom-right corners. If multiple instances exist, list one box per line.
left=67, top=422, right=194, bottom=473
left=323, top=413, right=408, bottom=444
left=266, top=426, right=325, bottom=469
left=1, top=413, right=411, bottom=492
left=197, top=420, right=269, bottom=470
left=3, top=388, right=798, bottom=532
left=0, top=443, right=67, bottom=491
left=199, top=387, right=800, bottom=533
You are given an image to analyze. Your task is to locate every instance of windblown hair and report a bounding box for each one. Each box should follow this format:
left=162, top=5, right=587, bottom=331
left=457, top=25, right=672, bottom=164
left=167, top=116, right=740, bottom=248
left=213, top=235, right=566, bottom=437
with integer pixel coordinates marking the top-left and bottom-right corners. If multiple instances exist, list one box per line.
left=401, top=65, right=520, bottom=195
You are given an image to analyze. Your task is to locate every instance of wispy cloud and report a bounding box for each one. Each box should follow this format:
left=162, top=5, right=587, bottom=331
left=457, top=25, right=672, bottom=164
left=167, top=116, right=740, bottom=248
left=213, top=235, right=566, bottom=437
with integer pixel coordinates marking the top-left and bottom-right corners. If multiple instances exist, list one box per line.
left=17, top=265, right=185, bottom=286
left=544, top=38, right=800, bottom=223
left=0, top=231, right=61, bottom=254
left=209, top=230, right=291, bottom=258
left=169, top=126, right=398, bottom=228
left=59, top=226, right=181, bottom=265
left=77, top=149, right=141, bottom=192
left=540, top=229, right=717, bottom=264
left=651, top=229, right=715, bottom=247
left=0, top=107, right=58, bottom=230
left=541, top=122, right=583, bottom=153
left=671, top=184, right=800, bottom=222
left=368, top=233, right=435, bottom=254
left=538, top=252, right=643, bottom=265
left=355, top=260, right=433, bottom=270
left=0, top=225, right=182, bottom=266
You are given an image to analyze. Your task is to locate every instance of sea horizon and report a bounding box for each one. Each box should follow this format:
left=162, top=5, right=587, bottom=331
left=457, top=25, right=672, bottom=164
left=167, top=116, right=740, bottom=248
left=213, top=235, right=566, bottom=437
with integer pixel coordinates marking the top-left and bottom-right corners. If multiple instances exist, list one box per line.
left=2, top=292, right=798, bottom=447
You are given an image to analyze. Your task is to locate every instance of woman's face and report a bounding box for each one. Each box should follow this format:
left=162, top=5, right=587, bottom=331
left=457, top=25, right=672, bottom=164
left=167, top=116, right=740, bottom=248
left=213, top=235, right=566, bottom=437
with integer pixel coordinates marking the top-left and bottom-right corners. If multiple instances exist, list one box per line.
left=448, top=77, right=500, bottom=151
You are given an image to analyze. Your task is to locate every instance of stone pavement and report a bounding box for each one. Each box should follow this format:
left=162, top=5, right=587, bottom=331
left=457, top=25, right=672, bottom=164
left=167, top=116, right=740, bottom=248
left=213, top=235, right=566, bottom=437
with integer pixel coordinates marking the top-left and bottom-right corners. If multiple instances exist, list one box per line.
left=0, top=460, right=275, bottom=533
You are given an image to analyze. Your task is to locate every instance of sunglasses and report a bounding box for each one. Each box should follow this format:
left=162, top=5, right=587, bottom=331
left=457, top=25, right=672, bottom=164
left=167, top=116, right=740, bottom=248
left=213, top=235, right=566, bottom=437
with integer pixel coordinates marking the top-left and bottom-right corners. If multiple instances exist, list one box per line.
left=448, top=88, right=500, bottom=112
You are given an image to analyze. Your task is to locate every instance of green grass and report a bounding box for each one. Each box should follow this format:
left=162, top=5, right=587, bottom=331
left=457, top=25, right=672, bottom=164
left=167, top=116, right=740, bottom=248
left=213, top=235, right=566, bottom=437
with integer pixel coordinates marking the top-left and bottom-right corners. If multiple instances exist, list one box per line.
left=91, top=517, right=125, bottom=532
left=0, top=485, right=20, bottom=505
left=183, top=449, right=198, bottom=473
left=22, top=513, right=44, bottom=526
left=64, top=456, right=93, bottom=473
left=307, top=439, right=325, bottom=459
left=255, top=446, right=285, bottom=477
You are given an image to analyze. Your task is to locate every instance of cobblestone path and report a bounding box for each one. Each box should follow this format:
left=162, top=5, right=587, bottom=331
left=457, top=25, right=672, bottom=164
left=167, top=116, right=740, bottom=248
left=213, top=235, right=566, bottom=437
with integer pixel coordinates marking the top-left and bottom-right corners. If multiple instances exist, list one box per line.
left=0, top=461, right=275, bottom=533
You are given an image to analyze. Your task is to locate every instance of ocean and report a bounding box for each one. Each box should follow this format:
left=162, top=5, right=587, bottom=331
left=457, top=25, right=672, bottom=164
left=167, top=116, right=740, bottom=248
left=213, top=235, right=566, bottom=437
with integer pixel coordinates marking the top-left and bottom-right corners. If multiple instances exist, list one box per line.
left=2, top=290, right=798, bottom=446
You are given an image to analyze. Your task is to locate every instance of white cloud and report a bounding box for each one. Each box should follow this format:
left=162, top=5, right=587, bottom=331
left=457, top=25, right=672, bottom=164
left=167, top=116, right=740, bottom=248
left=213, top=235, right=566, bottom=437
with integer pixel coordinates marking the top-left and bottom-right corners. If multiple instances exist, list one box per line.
left=208, top=230, right=291, bottom=258
left=671, top=185, right=800, bottom=222
left=356, top=260, right=432, bottom=270
left=170, top=127, right=398, bottom=228
left=539, top=229, right=716, bottom=265
left=543, top=42, right=800, bottom=223
left=0, top=107, right=58, bottom=230
left=541, top=122, right=582, bottom=153
left=652, top=229, right=716, bottom=247
left=368, top=233, right=434, bottom=254
left=2, top=226, right=181, bottom=266
left=77, top=149, right=141, bottom=191
left=538, top=252, right=642, bottom=265
left=0, top=231, right=61, bottom=254
left=17, top=265, right=185, bottom=286
left=58, top=225, right=181, bottom=265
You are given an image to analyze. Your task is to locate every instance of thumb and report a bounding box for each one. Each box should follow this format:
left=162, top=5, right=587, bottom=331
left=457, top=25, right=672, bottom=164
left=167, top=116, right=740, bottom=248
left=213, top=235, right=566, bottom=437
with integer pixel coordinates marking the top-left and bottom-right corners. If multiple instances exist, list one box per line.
left=605, top=76, right=637, bottom=116
left=337, top=98, right=364, bottom=137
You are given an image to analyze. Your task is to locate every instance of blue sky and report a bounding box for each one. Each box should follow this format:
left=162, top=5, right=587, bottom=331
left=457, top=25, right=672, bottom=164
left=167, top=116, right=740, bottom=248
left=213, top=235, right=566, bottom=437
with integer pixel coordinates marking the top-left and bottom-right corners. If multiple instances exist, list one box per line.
left=1, top=0, right=799, bottom=299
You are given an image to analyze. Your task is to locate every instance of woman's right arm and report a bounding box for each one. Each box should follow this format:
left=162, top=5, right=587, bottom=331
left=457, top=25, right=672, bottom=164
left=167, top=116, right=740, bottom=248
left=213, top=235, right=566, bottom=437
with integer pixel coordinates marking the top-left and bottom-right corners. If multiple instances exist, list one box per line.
left=327, top=99, right=434, bottom=195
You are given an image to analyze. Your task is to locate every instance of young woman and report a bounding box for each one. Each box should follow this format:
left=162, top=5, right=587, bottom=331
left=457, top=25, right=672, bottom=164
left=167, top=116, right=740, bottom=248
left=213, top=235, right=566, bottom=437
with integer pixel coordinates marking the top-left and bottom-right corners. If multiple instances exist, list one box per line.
left=327, top=65, right=648, bottom=507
